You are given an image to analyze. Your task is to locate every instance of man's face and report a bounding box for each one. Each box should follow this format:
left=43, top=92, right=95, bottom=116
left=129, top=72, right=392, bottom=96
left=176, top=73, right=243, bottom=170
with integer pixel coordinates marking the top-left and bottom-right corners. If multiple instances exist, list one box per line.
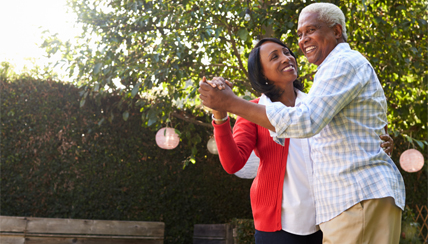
left=297, top=12, right=339, bottom=66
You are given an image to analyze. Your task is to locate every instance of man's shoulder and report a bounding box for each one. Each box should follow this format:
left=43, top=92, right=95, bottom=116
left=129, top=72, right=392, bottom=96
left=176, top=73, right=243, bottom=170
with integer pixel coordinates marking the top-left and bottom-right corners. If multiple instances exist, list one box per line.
left=322, top=45, right=370, bottom=72
left=336, top=44, right=369, bottom=66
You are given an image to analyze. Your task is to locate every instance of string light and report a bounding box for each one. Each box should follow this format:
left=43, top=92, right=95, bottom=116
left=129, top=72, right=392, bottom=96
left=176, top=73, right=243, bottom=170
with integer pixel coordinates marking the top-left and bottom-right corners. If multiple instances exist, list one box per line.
left=244, top=8, right=251, bottom=21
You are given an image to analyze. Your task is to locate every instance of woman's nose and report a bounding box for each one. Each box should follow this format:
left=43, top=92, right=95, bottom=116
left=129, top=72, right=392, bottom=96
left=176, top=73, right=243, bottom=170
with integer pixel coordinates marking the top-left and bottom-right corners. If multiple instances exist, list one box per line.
left=281, top=54, right=291, bottom=63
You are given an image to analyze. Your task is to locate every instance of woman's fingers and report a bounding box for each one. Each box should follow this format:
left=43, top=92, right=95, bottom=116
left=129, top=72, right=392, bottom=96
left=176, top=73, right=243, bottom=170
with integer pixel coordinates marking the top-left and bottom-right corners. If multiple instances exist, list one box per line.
left=379, top=134, right=393, bottom=156
left=225, top=80, right=233, bottom=88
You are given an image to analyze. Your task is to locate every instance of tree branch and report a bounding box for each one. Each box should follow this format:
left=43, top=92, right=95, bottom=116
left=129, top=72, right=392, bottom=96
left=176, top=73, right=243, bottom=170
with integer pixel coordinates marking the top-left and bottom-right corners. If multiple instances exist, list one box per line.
left=227, top=28, right=249, bottom=79
left=171, top=111, right=213, bottom=129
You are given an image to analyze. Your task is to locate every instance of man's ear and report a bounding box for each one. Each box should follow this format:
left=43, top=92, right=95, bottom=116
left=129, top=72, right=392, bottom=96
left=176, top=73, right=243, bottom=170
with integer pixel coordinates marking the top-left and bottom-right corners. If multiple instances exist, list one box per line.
left=332, top=24, right=343, bottom=39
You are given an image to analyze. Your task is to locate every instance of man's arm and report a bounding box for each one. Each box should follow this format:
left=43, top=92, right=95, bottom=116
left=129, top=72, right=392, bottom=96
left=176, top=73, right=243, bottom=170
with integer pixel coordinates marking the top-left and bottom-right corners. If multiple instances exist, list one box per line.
left=198, top=80, right=276, bottom=131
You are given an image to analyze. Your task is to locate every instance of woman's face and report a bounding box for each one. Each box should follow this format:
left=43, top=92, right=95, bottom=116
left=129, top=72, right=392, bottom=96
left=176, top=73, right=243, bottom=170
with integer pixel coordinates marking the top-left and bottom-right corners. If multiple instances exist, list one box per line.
left=259, top=41, right=298, bottom=89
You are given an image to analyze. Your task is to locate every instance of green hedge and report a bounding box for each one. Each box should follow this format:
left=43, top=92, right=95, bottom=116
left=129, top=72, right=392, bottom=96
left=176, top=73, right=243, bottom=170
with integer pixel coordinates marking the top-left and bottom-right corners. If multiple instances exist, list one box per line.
left=0, top=78, right=253, bottom=243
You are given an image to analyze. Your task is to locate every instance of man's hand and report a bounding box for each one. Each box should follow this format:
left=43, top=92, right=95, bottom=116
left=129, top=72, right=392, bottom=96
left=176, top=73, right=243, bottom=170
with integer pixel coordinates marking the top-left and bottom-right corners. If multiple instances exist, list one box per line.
left=199, top=77, right=238, bottom=112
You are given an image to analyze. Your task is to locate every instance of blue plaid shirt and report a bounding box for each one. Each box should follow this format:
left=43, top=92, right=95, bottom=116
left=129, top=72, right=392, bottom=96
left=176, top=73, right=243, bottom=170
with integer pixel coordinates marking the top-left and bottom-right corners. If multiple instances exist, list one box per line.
left=266, top=43, right=405, bottom=224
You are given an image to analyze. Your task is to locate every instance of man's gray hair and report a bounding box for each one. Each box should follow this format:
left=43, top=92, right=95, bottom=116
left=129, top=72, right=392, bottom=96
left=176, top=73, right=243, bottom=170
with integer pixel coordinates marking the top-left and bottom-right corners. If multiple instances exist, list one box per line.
left=300, top=2, right=348, bottom=41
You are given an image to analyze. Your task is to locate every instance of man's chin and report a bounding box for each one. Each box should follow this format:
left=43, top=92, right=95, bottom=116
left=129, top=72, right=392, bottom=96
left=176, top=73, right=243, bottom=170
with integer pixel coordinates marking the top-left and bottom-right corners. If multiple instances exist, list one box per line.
left=304, top=56, right=316, bottom=64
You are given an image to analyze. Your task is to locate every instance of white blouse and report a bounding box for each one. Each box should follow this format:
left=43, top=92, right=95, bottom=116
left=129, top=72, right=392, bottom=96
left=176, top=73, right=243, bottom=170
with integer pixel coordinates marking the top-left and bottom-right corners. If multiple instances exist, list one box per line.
left=235, top=90, right=318, bottom=235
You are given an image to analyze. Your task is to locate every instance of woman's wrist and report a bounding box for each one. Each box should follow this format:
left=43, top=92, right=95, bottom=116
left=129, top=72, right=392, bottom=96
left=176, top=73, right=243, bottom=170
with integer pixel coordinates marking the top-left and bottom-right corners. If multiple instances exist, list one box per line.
left=212, top=111, right=228, bottom=124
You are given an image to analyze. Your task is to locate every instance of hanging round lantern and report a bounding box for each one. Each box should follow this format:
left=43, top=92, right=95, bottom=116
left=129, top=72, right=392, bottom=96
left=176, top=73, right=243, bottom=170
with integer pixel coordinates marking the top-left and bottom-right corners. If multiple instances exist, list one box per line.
left=207, top=137, right=218, bottom=154
left=399, top=149, right=424, bottom=173
left=155, top=127, right=180, bottom=150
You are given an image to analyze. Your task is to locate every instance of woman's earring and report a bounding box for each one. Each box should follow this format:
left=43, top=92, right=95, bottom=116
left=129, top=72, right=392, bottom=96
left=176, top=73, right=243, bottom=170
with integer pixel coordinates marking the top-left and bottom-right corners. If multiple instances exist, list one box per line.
left=265, top=82, right=268, bottom=85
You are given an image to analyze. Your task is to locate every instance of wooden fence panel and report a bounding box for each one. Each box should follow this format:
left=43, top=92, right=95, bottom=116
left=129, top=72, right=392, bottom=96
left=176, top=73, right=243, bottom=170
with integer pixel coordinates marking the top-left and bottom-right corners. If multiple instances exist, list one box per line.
left=414, top=205, right=428, bottom=243
left=0, top=216, right=164, bottom=244
left=193, top=224, right=233, bottom=244
left=0, top=236, right=25, bottom=244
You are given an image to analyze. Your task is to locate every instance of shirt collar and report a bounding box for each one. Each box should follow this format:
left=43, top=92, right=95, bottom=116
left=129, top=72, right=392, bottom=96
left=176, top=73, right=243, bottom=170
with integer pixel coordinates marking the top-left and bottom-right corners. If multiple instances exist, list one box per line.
left=259, top=89, right=307, bottom=106
left=317, top=43, right=350, bottom=70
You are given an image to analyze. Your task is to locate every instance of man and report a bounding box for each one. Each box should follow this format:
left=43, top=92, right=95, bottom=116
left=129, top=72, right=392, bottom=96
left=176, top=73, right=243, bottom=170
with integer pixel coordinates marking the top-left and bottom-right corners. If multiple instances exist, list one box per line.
left=199, top=2, right=405, bottom=243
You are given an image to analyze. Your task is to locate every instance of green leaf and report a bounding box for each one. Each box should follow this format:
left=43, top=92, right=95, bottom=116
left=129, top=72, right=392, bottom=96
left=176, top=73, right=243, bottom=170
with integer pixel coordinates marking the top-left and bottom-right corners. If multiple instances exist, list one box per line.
left=97, top=118, right=105, bottom=126
left=414, top=139, right=425, bottom=150
left=237, top=29, right=248, bottom=41
left=131, top=82, right=141, bottom=98
left=94, top=63, right=102, bottom=74
left=147, top=110, right=157, bottom=126
left=123, top=111, right=129, bottom=121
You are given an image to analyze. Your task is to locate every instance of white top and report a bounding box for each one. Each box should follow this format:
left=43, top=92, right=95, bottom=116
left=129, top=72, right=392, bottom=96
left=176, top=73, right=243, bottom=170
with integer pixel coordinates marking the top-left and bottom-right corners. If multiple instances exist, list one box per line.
left=234, top=91, right=318, bottom=235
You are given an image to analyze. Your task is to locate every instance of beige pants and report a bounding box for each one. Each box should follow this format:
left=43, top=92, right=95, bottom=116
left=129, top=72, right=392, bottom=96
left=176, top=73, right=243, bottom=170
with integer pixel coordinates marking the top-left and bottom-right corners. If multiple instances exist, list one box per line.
left=319, top=197, right=402, bottom=244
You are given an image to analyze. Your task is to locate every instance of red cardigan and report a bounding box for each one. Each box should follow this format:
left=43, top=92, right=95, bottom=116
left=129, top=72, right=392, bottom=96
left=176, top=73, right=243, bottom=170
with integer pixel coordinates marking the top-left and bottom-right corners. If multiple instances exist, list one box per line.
left=213, top=98, right=290, bottom=232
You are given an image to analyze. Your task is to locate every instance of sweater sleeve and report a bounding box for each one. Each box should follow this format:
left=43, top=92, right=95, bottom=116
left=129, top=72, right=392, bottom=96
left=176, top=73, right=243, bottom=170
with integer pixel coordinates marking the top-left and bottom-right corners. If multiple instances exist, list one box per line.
left=213, top=115, right=258, bottom=174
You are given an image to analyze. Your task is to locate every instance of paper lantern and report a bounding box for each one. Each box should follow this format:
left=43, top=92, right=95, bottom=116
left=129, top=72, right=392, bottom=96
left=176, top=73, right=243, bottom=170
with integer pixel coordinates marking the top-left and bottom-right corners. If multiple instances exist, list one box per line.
left=155, top=127, right=180, bottom=150
left=234, top=151, right=260, bottom=179
left=207, top=137, right=218, bottom=154
left=399, top=149, right=424, bottom=173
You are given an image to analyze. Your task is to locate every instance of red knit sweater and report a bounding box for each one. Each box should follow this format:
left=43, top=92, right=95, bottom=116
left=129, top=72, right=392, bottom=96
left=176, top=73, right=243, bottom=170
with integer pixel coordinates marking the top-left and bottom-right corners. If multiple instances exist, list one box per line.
left=213, top=98, right=290, bottom=232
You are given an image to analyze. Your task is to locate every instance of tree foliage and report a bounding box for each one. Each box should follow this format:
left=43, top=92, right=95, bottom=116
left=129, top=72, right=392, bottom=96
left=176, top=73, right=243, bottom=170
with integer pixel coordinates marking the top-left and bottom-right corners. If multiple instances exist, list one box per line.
left=42, top=0, right=427, bottom=158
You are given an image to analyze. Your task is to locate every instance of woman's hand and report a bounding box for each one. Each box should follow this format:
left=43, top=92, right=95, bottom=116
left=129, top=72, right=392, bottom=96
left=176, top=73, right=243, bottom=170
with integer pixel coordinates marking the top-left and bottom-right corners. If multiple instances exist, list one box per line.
left=379, top=134, right=394, bottom=156
left=203, top=76, right=233, bottom=90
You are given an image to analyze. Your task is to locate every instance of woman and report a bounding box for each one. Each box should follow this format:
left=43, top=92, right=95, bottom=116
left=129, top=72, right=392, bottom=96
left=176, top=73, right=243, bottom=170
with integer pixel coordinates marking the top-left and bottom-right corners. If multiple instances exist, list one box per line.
left=205, top=38, right=393, bottom=244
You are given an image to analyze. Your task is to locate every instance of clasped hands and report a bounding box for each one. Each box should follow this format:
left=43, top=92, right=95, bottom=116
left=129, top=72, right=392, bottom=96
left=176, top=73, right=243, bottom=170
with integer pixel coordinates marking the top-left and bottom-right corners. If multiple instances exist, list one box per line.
left=198, top=76, right=236, bottom=112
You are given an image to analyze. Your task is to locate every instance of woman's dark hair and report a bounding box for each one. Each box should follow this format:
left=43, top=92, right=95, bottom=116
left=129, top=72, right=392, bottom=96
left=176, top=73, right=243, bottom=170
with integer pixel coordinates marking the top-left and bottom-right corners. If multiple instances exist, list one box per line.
left=248, top=38, right=303, bottom=101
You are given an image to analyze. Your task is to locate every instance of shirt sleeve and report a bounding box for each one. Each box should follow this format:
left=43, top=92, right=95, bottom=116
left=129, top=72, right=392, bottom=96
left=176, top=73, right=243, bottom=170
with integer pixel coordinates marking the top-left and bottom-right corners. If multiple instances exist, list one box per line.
left=266, top=57, right=371, bottom=140
left=213, top=116, right=257, bottom=174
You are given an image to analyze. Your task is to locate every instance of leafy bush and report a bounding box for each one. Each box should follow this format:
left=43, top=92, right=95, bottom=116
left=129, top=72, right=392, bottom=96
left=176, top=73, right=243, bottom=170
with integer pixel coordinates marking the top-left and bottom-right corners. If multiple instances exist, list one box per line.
left=231, top=218, right=255, bottom=244
left=0, top=78, right=253, bottom=243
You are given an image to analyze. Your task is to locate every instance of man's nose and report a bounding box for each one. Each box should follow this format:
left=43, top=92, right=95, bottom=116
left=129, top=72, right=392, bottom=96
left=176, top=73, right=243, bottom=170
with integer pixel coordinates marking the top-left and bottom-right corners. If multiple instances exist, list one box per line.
left=299, top=34, right=309, bottom=45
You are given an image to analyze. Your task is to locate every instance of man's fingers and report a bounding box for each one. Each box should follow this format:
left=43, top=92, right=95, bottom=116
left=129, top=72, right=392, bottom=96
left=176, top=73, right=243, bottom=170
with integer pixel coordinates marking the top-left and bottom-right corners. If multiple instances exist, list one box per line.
left=225, top=80, right=233, bottom=88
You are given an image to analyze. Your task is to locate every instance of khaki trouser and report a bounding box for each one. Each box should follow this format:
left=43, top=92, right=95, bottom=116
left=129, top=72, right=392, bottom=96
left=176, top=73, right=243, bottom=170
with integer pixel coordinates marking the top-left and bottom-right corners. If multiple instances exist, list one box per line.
left=319, top=197, right=402, bottom=244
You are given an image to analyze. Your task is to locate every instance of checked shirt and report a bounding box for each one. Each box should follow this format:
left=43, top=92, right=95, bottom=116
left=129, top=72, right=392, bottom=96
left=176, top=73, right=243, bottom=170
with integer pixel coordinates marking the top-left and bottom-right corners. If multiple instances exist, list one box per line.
left=266, top=43, right=405, bottom=224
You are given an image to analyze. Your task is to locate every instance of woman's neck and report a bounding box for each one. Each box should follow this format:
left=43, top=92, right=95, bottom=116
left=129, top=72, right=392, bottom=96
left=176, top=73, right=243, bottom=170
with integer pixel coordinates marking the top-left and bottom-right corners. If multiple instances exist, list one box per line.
left=272, top=85, right=297, bottom=107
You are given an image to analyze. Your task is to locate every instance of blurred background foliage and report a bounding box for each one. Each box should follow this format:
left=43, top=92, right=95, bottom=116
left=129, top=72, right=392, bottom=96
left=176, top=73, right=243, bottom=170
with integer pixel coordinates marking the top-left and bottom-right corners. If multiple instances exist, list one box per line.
left=40, top=0, right=427, bottom=161
left=1, top=0, right=427, bottom=242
